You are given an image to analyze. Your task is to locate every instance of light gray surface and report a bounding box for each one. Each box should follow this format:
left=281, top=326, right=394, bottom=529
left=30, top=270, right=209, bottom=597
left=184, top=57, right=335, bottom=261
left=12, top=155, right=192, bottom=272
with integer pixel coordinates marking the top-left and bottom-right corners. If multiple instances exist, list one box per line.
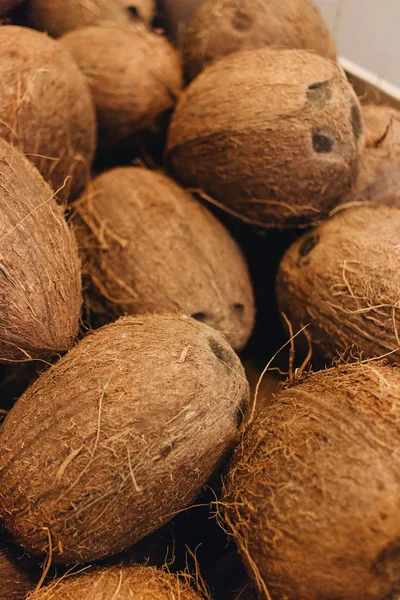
left=316, top=0, right=400, bottom=85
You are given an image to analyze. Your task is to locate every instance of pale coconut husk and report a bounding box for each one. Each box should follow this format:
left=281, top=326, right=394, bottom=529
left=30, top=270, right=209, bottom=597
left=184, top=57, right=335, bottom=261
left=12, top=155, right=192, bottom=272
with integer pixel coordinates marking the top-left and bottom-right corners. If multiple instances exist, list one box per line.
left=62, top=24, right=183, bottom=151
left=0, top=0, right=22, bottom=17
left=27, top=0, right=155, bottom=37
left=0, top=538, right=39, bottom=600
left=0, top=138, right=81, bottom=363
left=0, top=314, right=249, bottom=563
left=183, top=0, right=336, bottom=80
left=73, top=167, right=255, bottom=351
left=222, top=362, right=400, bottom=600
left=345, top=104, right=400, bottom=207
left=0, top=26, right=96, bottom=203
left=276, top=204, right=400, bottom=364
left=28, top=565, right=204, bottom=599
left=166, top=48, right=363, bottom=229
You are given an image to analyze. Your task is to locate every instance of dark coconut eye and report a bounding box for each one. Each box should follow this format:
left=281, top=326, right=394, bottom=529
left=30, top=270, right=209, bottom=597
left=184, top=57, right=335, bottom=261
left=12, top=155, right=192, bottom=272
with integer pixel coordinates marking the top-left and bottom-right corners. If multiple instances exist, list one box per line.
left=351, top=104, right=363, bottom=141
left=307, top=81, right=332, bottom=106
left=231, top=10, right=253, bottom=31
left=126, top=5, right=139, bottom=17
left=313, top=132, right=334, bottom=153
left=299, top=234, right=319, bottom=258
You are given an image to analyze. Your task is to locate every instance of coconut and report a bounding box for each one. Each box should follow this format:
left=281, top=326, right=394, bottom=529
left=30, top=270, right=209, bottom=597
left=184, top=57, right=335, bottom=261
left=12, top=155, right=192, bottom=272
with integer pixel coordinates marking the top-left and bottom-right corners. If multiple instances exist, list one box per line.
left=166, top=49, right=363, bottom=229
left=28, top=565, right=203, bottom=599
left=61, top=25, right=183, bottom=151
left=0, top=314, right=249, bottom=563
left=183, top=0, right=336, bottom=80
left=276, top=204, right=400, bottom=364
left=0, top=0, right=22, bottom=16
left=0, top=138, right=81, bottom=363
left=0, top=26, right=96, bottom=203
left=27, top=0, right=155, bottom=37
left=346, top=104, right=400, bottom=207
left=0, top=538, right=39, bottom=600
left=222, top=362, right=400, bottom=600
left=73, top=167, right=255, bottom=351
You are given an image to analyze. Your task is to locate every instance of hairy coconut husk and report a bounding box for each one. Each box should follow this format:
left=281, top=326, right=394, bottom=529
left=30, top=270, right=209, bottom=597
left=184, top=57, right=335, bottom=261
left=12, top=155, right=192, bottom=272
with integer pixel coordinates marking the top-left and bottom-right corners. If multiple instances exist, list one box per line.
left=28, top=565, right=204, bottom=599
left=166, top=49, right=363, bottom=229
left=183, top=0, right=336, bottom=80
left=0, top=0, right=22, bottom=16
left=0, top=538, right=40, bottom=600
left=243, top=359, right=282, bottom=417
left=223, top=362, right=400, bottom=600
left=0, top=26, right=96, bottom=203
left=345, top=104, right=400, bottom=207
left=276, top=204, right=400, bottom=365
left=62, top=25, right=182, bottom=151
left=0, top=139, right=81, bottom=363
left=27, top=0, right=155, bottom=37
left=0, top=314, right=249, bottom=563
left=73, top=167, right=255, bottom=351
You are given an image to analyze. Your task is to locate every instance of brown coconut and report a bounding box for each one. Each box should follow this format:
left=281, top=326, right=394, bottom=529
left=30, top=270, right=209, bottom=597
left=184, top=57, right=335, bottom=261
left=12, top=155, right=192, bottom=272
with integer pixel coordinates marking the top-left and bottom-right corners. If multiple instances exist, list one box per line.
left=27, top=0, right=155, bottom=37
left=276, top=204, right=400, bottom=364
left=61, top=25, right=183, bottom=151
left=28, top=565, right=203, bottom=599
left=222, top=363, right=400, bottom=600
left=73, top=167, right=254, bottom=351
left=346, top=104, right=400, bottom=207
left=0, top=314, right=249, bottom=563
left=0, top=26, right=96, bottom=203
left=0, top=0, right=22, bottom=16
left=0, top=538, right=39, bottom=600
left=166, top=49, right=363, bottom=229
left=0, top=138, right=81, bottom=363
left=183, top=0, right=336, bottom=80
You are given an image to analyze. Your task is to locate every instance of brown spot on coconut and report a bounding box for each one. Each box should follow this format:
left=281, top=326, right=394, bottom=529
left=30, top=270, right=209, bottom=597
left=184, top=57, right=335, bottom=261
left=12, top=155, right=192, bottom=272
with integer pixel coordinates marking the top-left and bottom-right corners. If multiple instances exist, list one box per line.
left=276, top=204, right=400, bottom=364
left=0, top=0, right=23, bottom=17
left=27, top=565, right=204, bottom=599
left=0, top=26, right=96, bottom=203
left=183, top=0, right=336, bottom=81
left=0, top=314, right=249, bottom=563
left=61, top=25, right=183, bottom=152
left=73, top=167, right=255, bottom=351
left=345, top=104, right=400, bottom=207
left=0, top=139, right=81, bottom=363
left=222, top=363, right=400, bottom=600
left=27, top=0, right=155, bottom=38
left=166, top=49, right=363, bottom=229
left=0, top=538, right=40, bottom=600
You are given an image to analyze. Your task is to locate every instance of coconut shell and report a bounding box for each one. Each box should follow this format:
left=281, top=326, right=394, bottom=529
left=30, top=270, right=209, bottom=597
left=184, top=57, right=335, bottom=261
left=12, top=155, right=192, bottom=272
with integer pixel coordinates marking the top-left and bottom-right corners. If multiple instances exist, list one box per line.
left=0, top=539, right=39, bottom=600
left=223, top=363, right=400, bottom=600
left=0, top=138, right=81, bottom=363
left=61, top=25, right=183, bottom=151
left=0, top=0, right=22, bottom=16
left=0, top=26, right=96, bottom=203
left=73, top=167, right=254, bottom=351
left=276, top=205, right=400, bottom=364
left=0, top=314, right=248, bottom=563
left=346, top=104, right=400, bottom=207
left=28, top=565, right=203, bottom=599
left=166, top=49, right=363, bottom=229
left=27, top=0, right=155, bottom=37
left=183, top=0, right=336, bottom=80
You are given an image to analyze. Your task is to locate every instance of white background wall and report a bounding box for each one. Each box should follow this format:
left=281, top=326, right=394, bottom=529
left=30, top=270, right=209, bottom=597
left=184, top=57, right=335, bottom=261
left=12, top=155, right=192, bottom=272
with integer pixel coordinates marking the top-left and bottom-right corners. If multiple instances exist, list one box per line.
left=315, top=0, right=400, bottom=85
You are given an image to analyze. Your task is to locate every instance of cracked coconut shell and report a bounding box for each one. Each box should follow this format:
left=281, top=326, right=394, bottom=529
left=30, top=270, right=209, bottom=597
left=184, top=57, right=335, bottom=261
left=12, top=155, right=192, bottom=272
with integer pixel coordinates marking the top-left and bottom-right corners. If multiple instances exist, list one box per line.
left=346, top=104, right=400, bottom=207
left=222, top=363, right=400, bottom=600
left=27, top=0, right=155, bottom=38
left=62, top=25, right=183, bottom=151
left=276, top=205, right=400, bottom=364
left=184, top=0, right=336, bottom=80
left=28, top=565, right=203, bottom=599
left=166, top=48, right=363, bottom=228
left=73, top=167, right=254, bottom=351
left=0, top=26, right=96, bottom=203
left=0, top=138, right=81, bottom=363
left=0, top=314, right=249, bottom=563
left=0, top=538, right=39, bottom=600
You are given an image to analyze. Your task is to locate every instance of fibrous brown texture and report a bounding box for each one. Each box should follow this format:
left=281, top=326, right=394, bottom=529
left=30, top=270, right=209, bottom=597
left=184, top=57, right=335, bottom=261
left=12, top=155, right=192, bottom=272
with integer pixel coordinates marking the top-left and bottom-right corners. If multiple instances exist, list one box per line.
left=0, top=26, right=96, bottom=203
left=183, top=0, right=336, bottom=80
left=166, top=49, right=363, bottom=228
left=276, top=205, right=400, bottom=364
left=28, top=565, right=204, bottom=599
left=0, top=314, right=249, bottom=563
left=0, top=0, right=22, bottom=16
left=62, top=25, right=183, bottom=150
left=73, top=167, right=254, bottom=351
left=346, top=104, right=400, bottom=207
left=0, top=138, right=81, bottom=363
left=223, top=363, right=400, bottom=600
left=0, top=538, right=39, bottom=600
left=27, top=0, right=155, bottom=37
